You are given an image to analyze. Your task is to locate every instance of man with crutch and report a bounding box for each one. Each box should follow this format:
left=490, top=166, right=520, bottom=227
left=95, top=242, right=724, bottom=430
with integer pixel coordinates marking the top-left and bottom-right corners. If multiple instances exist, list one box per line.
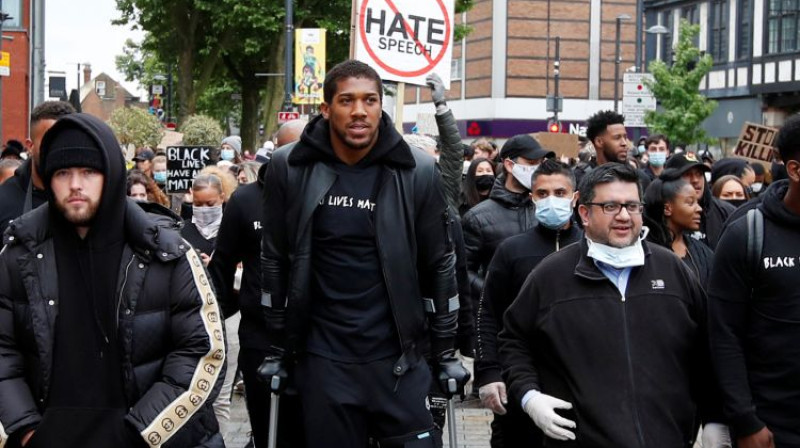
left=259, top=59, right=469, bottom=448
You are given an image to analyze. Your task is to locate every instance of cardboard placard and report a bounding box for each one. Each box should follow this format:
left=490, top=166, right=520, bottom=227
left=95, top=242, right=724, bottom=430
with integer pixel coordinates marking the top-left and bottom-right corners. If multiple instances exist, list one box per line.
left=733, top=122, right=777, bottom=167
left=166, top=146, right=212, bottom=193
left=533, top=132, right=580, bottom=159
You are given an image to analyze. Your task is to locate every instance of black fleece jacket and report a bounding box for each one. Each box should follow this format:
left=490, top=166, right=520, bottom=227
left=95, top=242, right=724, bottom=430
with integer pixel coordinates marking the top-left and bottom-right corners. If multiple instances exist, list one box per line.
left=475, top=222, right=582, bottom=388
left=500, top=239, right=721, bottom=447
left=708, top=180, right=800, bottom=444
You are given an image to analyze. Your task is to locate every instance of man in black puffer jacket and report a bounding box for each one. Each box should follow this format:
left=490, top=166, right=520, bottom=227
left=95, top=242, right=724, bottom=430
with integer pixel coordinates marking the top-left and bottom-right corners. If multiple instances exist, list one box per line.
left=462, top=135, right=553, bottom=300
left=0, top=114, right=225, bottom=448
left=708, top=114, right=800, bottom=447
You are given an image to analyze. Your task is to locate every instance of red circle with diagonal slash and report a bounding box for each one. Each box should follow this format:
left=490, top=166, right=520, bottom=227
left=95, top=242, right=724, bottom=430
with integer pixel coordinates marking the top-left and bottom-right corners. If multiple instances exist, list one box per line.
left=359, top=0, right=451, bottom=77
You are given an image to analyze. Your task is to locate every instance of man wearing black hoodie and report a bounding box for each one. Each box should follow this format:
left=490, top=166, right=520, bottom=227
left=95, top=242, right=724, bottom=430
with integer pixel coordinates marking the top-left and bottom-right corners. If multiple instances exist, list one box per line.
left=260, top=60, right=468, bottom=447
left=0, top=101, right=75, bottom=234
left=0, top=114, right=225, bottom=448
left=709, top=114, right=800, bottom=447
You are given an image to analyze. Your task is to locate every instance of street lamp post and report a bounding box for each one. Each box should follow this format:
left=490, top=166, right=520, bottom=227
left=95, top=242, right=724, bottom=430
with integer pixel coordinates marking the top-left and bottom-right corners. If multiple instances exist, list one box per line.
left=646, top=25, right=670, bottom=65
left=283, top=0, right=294, bottom=112
left=614, top=14, right=631, bottom=113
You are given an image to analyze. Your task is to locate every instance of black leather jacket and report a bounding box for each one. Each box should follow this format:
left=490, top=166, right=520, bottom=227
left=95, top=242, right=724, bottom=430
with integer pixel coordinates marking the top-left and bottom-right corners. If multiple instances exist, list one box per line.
left=260, top=114, right=459, bottom=368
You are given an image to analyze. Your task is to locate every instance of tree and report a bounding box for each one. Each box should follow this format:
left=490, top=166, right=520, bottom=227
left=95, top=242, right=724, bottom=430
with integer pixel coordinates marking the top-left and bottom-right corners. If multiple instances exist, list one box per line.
left=108, top=106, right=165, bottom=150
left=644, top=19, right=717, bottom=146
left=181, top=114, right=224, bottom=146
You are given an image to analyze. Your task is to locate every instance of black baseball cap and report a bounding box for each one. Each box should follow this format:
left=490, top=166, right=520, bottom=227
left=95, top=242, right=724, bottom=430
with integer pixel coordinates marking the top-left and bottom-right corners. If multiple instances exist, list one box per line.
left=133, top=149, right=155, bottom=162
left=662, top=153, right=710, bottom=179
left=500, top=134, right=555, bottom=161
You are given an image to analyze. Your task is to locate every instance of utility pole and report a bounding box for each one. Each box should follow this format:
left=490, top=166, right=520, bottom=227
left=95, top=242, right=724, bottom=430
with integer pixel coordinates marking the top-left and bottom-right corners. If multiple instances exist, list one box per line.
left=167, top=63, right=174, bottom=124
left=283, top=0, right=294, bottom=112
left=553, top=36, right=560, bottom=123
left=32, top=0, right=44, bottom=106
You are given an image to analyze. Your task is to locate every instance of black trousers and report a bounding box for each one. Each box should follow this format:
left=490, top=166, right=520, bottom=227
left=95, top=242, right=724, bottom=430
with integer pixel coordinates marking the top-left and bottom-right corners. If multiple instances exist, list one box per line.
left=239, top=347, right=305, bottom=448
left=296, top=354, right=440, bottom=448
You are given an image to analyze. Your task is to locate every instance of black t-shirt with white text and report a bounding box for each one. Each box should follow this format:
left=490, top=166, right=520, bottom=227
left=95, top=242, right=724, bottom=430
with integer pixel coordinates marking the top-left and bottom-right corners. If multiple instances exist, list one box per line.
left=307, top=162, right=400, bottom=362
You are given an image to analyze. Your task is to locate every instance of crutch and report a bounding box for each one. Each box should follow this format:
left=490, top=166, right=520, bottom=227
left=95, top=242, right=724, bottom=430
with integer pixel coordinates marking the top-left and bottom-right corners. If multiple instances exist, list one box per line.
left=267, top=375, right=281, bottom=448
left=446, top=378, right=459, bottom=448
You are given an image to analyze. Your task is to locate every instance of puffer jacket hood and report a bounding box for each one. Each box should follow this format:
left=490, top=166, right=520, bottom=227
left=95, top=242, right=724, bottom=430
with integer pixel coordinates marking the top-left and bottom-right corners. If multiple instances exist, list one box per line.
left=289, top=112, right=416, bottom=168
left=38, top=113, right=127, bottom=247
left=759, top=179, right=800, bottom=227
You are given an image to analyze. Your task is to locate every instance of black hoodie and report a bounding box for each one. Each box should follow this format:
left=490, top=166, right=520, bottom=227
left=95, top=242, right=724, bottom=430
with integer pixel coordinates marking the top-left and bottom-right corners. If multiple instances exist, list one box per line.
left=27, top=114, right=140, bottom=448
left=708, top=180, right=800, bottom=443
left=209, top=164, right=271, bottom=348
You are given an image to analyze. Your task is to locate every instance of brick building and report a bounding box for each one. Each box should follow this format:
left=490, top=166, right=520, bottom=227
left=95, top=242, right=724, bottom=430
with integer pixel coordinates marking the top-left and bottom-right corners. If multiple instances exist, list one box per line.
left=401, top=0, right=640, bottom=139
left=0, top=0, right=31, bottom=143
left=79, top=64, right=143, bottom=122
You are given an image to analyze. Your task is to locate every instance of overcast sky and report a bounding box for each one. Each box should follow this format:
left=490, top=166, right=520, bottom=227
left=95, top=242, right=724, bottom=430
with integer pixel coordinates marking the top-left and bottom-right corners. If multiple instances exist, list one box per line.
left=45, top=0, right=145, bottom=97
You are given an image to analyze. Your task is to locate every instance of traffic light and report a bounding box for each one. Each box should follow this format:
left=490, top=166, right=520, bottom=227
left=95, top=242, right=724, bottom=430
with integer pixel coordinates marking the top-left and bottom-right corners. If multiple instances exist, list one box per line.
left=547, top=117, right=562, bottom=133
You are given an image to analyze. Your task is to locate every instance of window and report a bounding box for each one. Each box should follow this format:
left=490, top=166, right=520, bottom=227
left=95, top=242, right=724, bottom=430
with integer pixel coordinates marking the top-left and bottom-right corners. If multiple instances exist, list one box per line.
left=767, top=0, right=799, bottom=54
left=737, top=0, right=751, bottom=59
left=95, top=80, right=106, bottom=97
left=682, top=5, right=700, bottom=46
left=710, top=0, right=729, bottom=62
left=1, top=0, right=22, bottom=29
left=451, top=57, right=462, bottom=81
left=661, top=10, right=674, bottom=62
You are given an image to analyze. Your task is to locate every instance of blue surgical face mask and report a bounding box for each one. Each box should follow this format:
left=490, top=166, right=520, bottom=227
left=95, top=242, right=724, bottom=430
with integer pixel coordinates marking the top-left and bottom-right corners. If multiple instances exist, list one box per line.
left=649, top=151, right=667, bottom=167
left=637, top=145, right=646, bottom=155
left=221, top=149, right=235, bottom=161
left=153, top=171, right=167, bottom=183
left=535, top=195, right=574, bottom=229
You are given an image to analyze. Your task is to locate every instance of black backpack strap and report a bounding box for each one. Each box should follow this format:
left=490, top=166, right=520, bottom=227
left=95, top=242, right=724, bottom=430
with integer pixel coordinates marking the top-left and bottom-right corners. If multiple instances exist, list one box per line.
left=746, top=208, right=764, bottom=280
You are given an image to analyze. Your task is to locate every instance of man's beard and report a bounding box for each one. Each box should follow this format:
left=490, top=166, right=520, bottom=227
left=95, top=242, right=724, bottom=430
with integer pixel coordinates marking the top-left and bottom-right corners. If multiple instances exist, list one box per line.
left=56, top=195, right=100, bottom=227
left=334, top=124, right=378, bottom=151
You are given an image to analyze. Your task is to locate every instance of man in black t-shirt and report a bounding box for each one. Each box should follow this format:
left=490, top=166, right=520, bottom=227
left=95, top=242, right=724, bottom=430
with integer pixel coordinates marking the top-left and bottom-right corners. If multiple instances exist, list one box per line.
left=260, top=60, right=469, bottom=448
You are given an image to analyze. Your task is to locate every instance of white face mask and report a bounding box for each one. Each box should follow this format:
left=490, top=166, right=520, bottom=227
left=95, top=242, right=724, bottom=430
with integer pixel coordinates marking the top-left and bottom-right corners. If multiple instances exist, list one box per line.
left=751, top=182, right=763, bottom=193
left=704, top=172, right=712, bottom=183
left=586, top=227, right=649, bottom=269
left=511, top=161, right=538, bottom=190
left=192, top=205, right=223, bottom=239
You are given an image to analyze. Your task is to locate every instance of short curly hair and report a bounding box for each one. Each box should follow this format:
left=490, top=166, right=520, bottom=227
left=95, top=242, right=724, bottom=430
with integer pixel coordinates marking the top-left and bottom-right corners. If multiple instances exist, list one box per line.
left=775, top=113, right=800, bottom=163
left=323, top=60, right=383, bottom=104
left=585, top=110, right=625, bottom=143
left=30, top=101, right=76, bottom=125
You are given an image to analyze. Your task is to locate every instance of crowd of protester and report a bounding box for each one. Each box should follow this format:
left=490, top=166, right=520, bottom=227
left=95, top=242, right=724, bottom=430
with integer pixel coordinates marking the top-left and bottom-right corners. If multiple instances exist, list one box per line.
left=1, top=59, right=799, bottom=448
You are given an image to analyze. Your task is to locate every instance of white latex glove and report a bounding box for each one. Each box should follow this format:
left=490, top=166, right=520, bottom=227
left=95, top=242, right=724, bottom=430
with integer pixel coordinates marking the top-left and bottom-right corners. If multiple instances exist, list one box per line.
left=523, top=390, right=576, bottom=441
left=478, top=382, right=507, bottom=415
left=701, top=423, right=732, bottom=448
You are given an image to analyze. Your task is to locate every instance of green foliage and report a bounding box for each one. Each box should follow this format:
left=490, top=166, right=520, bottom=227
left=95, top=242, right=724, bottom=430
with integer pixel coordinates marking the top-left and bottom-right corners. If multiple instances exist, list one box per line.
left=644, top=20, right=717, bottom=146
left=180, top=114, right=224, bottom=146
left=108, top=106, right=165, bottom=149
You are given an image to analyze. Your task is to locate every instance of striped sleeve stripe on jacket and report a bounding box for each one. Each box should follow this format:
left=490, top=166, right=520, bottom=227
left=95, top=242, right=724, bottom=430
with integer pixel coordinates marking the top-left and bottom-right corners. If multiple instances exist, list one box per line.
left=140, top=248, right=226, bottom=447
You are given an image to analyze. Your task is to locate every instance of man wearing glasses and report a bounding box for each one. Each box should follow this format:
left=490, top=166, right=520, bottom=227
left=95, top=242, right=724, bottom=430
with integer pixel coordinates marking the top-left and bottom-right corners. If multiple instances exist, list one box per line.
left=499, top=163, right=729, bottom=446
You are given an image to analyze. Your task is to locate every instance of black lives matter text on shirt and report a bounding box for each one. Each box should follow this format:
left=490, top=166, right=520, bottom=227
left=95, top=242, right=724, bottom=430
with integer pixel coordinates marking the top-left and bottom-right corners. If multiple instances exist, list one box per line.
left=166, top=146, right=212, bottom=193
left=307, top=162, right=399, bottom=363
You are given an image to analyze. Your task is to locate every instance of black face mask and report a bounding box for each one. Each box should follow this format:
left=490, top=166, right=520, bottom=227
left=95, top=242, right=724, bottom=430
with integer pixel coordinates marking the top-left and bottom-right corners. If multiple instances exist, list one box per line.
left=475, top=175, right=495, bottom=191
left=724, top=198, right=748, bottom=209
